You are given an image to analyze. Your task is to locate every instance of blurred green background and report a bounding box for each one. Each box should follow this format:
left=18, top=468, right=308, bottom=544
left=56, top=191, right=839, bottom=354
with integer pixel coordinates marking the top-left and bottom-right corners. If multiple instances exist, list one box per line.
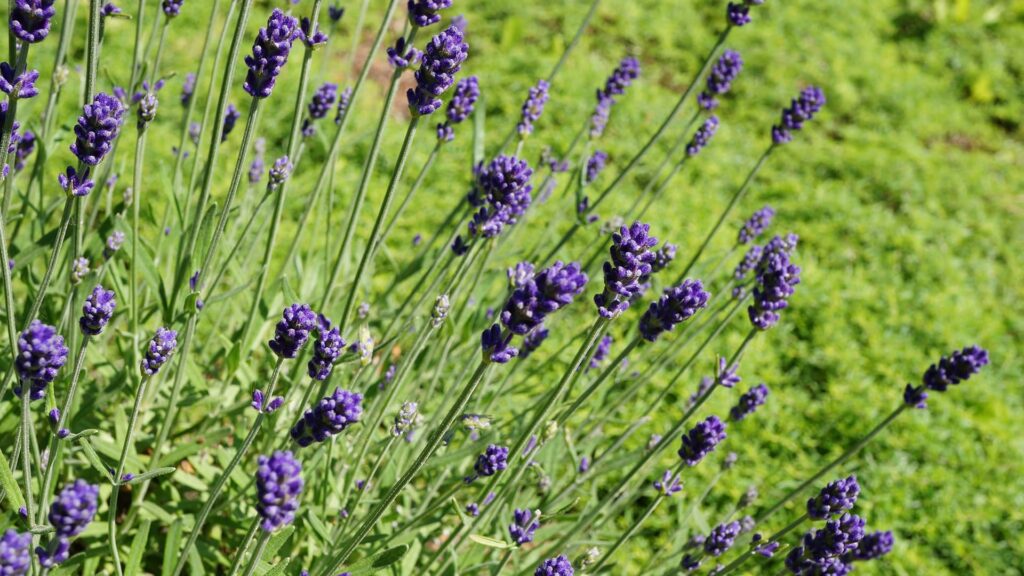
left=9, top=0, right=1022, bottom=573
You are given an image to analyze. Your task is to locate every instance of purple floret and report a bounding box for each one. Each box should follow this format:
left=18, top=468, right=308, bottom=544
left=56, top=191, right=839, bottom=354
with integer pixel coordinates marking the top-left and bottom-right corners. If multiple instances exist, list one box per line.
left=243, top=9, right=300, bottom=99
left=255, top=451, right=303, bottom=532
left=290, top=388, right=363, bottom=446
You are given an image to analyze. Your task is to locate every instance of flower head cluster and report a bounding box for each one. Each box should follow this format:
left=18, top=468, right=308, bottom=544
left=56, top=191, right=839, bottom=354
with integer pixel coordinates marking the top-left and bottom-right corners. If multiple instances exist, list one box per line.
left=269, top=303, right=318, bottom=358
left=141, top=327, right=177, bottom=376
left=161, top=0, right=184, bottom=17
left=594, top=221, right=658, bottom=318
left=678, top=415, right=727, bottom=466
left=455, top=155, right=534, bottom=252
left=786, top=514, right=869, bottom=575
left=726, top=0, right=764, bottom=27
left=299, top=16, right=328, bottom=49
left=328, top=5, right=345, bottom=22
left=730, top=383, right=769, bottom=421
left=520, top=325, right=549, bottom=359
left=334, top=86, right=352, bottom=124
left=392, top=401, right=419, bottom=437
left=57, top=165, right=94, bottom=197
left=705, top=521, right=742, bottom=556
left=850, top=530, right=894, bottom=561
left=0, top=63, right=39, bottom=99
left=638, top=279, right=710, bottom=342
left=738, top=205, right=775, bottom=245
left=905, top=345, right=989, bottom=408
left=243, top=9, right=300, bottom=99
left=408, top=0, right=452, bottom=27
left=591, top=56, right=641, bottom=138
left=748, top=234, right=801, bottom=330
left=509, top=509, right=540, bottom=545
left=290, top=388, right=363, bottom=446
left=14, top=130, right=36, bottom=172
left=585, top=150, right=608, bottom=185
left=181, top=72, right=196, bottom=107
left=535, top=555, right=574, bottom=576
left=473, top=444, right=509, bottom=478
left=698, top=50, right=743, bottom=110
left=222, top=103, right=241, bottom=141
left=772, top=86, right=826, bottom=145
left=687, top=115, right=720, bottom=157
left=437, top=76, right=479, bottom=142
left=807, top=475, right=860, bottom=520
left=307, top=321, right=345, bottom=381
left=0, top=529, right=31, bottom=575
left=407, top=25, right=468, bottom=116
left=48, top=480, right=98, bottom=537
left=255, top=451, right=303, bottom=532
left=80, top=285, right=116, bottom=336
left=653, top=469, right=683, bottom=496
left=305, top=82, right=338, bottom=135
left=104, top=230, right=125, bottom=259
left=71, top=93, right=125, bottom=166
left=14, top=320, right=68, bottom=400
left=386, top=37, right=421, bottom=69
left=10, top=0, right=57, bottom=43
left=516, top=79, right=550, bottom=137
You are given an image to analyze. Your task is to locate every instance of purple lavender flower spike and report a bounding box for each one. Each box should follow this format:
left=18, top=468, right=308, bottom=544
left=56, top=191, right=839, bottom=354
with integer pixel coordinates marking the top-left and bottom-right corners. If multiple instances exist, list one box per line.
left=387, top=37, right=421, bottom=69
left=0, top=63, right=39, bottom=99
left=57, top=166, right=94, bottom=197
left=269, top=304, right=317, bottom=358
left=71, top=93, right=125, bottom=166
left=705, top=522, right=742, bottom=556
left=308, top=326, right=345, bottom=381
left=408, top=0, right=452, bottom=28
left=748, top=234, right=802, bottom=330
left=456, top=155, right=534, bottom=250
left=589, top=335, right=613, bottom=370
left=508, top=261, right=535, bottom=288
left=290, top=388, right=363, bottom=446
left=0, top=529, right=32, bottom=575
left=102, top=2, right=121, bottom=16
left=678, top=415, right=727, bottom=466
left=309, top=82, right=338, bottom=120
left=651, top=243, right=676, bottom=274
left=473, top=444, right=509, bottom=478
left=687, top=115, right=720, bottom=157
left=584, top=150, right=608, bottom=185
left=517, top=80, right=550, bottom=137
left=161, top=0, right=184, bottom=17
left=407, top=25, right=468, bottom=116
left=255, top=451, right=303, bottom=532
left=481, top=324, right=518, bottom=363
left=48, top=480, right=99, bottom=537
left=501, top=261, right=588, bottom=336
left=590, top=56, right=641, bottom=139
left=181, top=72, right=196, bottom=107
left=221, top=103, right=241, bottom=141
left=772, top=86, right=827, bottom=144
left=10, top=0, right=57, bottom=43
left=922, top=345, right=989, bottom=391
left=698, top=50, right=743, bottom=110
left=334, top=86, right=352, bottom=124
left=594, top=221, right=658, bottom=319
left=137, top=91, right=159, bottom=127
left=727, top=2, right=752, bottom=26
left=730, top=383, right=769, bottom=421
left=328, top=5, right=345, bottom=22
left=141, top=327, right=177, bottom=376
left=737, top=205, right=775, bottom=245
left=299, top=17, right=328, bottom=49
left=14, top=320, right=68, bottom=401
left=850, top=530, right=894, bottom=561
left=638, top=279, right=710, bottom=342
left=80, top=285, right=116, bottom=336
left=807, top=475, right=860, bottom=520
left=14, top=130, right=35, bottom=172
left=509, top=509, right=540, bottom=545
left=437, top=75, right=479, bottom=142
left=653, top=470, right=683, bottom=496
left=35, top=536, right=70, bottom=568
left=243, top=9, right=300, bottom=99
left=535, top=555, right=574, bottom=576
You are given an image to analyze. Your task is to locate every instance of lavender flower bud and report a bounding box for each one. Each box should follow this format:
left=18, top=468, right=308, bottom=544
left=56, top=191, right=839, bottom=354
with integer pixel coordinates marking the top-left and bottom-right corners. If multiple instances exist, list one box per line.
left=588, top=335, right=613, bottom=370
left=80, top=285, right=116, bottom=336
left=594, top=221, right=658, bottom=319
left=10, top=0, right=57, bottom=43
left=638, top=279, right=710, bottom=342
left=14, top=320, right=68, bottom=401
left=0, top=63, right=40, bottom=99
left=748, top=234, right=801, bottom=330
left=255, top=451, right=303, bottom=532
left=407, top=0, right=452, bottom=28
left=473, top=444, right=509, bottom=477
left=161, top=0, right=184, bottom=17
left=584, top=150, right=608, bottom=185
left=242, top=9, right=300, bottom=97
left=48, top=480, right=98, bottom=537
left=737, top=205, right=775, bottom=245
left=137, top=92, right=159, bottom=127
left=299, top=17, right=328, bottom=49
left=269, top=303, right=317, bottom=358
left=407, top=25, right=468, bottom=116
left=386, top=37, right=421, bottom=69
left=687, top=115, right=720, bottom=157
left=729, top=382, right=769, bottom=421
left=509, top=509, right=540, bottom=545
left=807, top=475, right=860, bottom=520
left=431, top=294, right=450, bottom=327
left=481, top=324, right=518, bottom=363
left=307, top=82, right=338, bottom=121
left=704, top=522, right=741, bottom=556
left=0, top=529, right=31, bottom=575
left=334, top=86, right=352, bottom=124
left=14, top=130, right=36, bottom=172
left=516, top=80, right=550, bottom=137
left=141, top=327, right=177, bottom=376
left=328, top=5, right=345, bottom=22
left=71, top=93, right=125, bottom=166
left=290, top=388, right=363, bottom=446
left=457, top=155, right=534, bottom=249
left=534, top=555, right=574, bottom=576
left=58, top=166, right=94, bottom=197
left=437, top=75, right=479, bottom=142
left=268, top=155, right=292, bottom=190
left=698, top=50, right=743, bottom=110
left=500, top=261, right=588, bottom=335
left=678, top=415, right=727, bottom=467
left=181, top=72, right=196, bottom=107
left=772, top=86, right=826, bottom=145
left=519, top=325, right=549, bottom=359
left=653, top=470, right=683, bottom=496
left=221, top=103, right=241, bottom=141
left=69, top=256, right=90, bottom=285
left=392, top=401, right=418, bottom=436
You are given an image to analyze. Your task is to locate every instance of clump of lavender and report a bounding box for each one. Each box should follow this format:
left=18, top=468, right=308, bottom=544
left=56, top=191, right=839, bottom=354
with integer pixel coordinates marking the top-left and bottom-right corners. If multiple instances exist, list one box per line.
left=407, top=25, right=469, bottom=116
left=221, top=103, right=241, bottom=141
left=737, top=205, right=775, bottom=244
left=678, top=415, right=727, bottom=467
left=785, top=514, right=867, bottom=575
left=0, top=529, right=31, bottom=575
left=772, top=86, right=827, bottom=145
left=14, top=320, right=68, bottom=401
left=748, top=234, right=801, bottom=330
left=704, top=521, right=742, bottom=556
left=455, top=155, right=534, bottom=253
left=698, top=50, right=743, bottom=110
left=729, top=383, right=769, bottom=421
left=408, top=0, right=452, bottom=28
left=591, top=56, right=641, bottom=139
left=584, top=150, right=608, bottom=185
left=594, top=221, right=658, bottom=319
left=161, top=0, right=184, bottom=17
left=807, top=475, right=860, bottom=520
left=10, top=0, right=57, bottom=43
left=509, top=509, right=540, bottom=545
left=255, top=451, right=303, bottom=532
left=653, top=470, right=683, bottom=496
left=535, top=555, right=574, bottom=576
left=243, top=9, right=300, bottom=99
left=472, top=444, right=509, bottom=478
left=80, top=285, right=116, bottom=336
left=141, top=327, right=178, bottom=376
left=437, top=76, right=479, bottom=142
left=638, top=279, right=710, bottom=342
left=72, top=93, right=125, bottom=166
left=268, top=304, right=318, bottom=358
left=686, top=115, right=720, bottom=157
left=291, top=388, right=363, bottom=446
left=516, top=79, right=550, bottom=137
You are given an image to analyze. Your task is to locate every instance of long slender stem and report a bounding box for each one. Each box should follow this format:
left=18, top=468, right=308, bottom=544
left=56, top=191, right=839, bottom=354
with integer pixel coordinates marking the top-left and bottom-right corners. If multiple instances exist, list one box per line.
left=130, top=125, right=147, bottom=377
left=128, top=0, right=146, bottom=90
left=226, top=518, right=261, bottom=576
left=108, top=372, right=153, bottom=576
left=19, top=386, right=35, bottom=524
left=715, top=513, right=809, bottom=576
left=379, top=141, right=441, bottom=248
left=557, top=335, right=640, bottom=424
left=240, top=531, right=272, bottom=576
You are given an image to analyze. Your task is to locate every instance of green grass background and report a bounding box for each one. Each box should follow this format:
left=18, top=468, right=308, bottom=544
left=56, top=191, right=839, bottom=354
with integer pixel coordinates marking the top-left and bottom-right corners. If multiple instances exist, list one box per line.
left=8, top=0, right=1023, bottom=573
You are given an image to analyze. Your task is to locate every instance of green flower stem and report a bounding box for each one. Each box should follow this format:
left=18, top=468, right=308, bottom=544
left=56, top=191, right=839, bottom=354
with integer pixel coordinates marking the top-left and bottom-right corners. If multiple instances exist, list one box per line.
left=339, top=434, right=398, bottom=537
left=379, top=141, right=442, bottom=249
left=280, top=0, right=402, bottom=275
left=36, top=337, right=91, bottom=524
left=226, top=518, right=261, bottom=576
left=755, top=403, right=909, bottom=524
left=128, top=0, right=146, bottom=89
left=130, top=123, right=148, bottom=377
left=492, top=548, right=514, bottom=576
left=38, top=0, right=78, bottom=140
left=19, top=384, right=35, bottom=526
left=318, top=37, right=417, bottom=323
left=338, top=115, right=421, bottom=329
left=590, top=461, right=685, bottom=573
left=543, top=330, right=756, bottom=557
left=84, top=0, right=102, bottom=101
left=0, top=211, right=21, bottom=404
left=240, top=530, right=272, bottom=576
left=108, top=369, right=155, bottom=576
left=587, top=26, right=732, bottom=216
left=674, top=145, right=774, bottom=284
left=347, top=0, right=372, bottom=73
left=237, top=0, right=322, bottom=346
left=627, top=111, right=701, bottom=219
left=714, top=513, right=810, bottom=576
left=170, top=357, right=285, bottom=576
left=315, top=359, right=493, bottom=576
left=380, top=244, right=456, bottom=344
left=148, top=19, right=170, bottom=85
left=205, top=189, right=274, bottom=303
left=556, top=335, right=640, bottom=425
